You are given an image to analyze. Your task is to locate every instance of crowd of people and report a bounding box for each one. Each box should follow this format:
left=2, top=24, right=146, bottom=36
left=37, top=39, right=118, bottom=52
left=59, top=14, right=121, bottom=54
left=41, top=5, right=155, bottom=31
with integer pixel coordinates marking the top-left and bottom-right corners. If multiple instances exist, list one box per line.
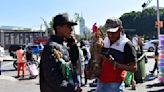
left=39, top=13, right=140, bottom=92
left=15, top=45, right=40, bottom=79
left=7, top=12, right=154, bottom=92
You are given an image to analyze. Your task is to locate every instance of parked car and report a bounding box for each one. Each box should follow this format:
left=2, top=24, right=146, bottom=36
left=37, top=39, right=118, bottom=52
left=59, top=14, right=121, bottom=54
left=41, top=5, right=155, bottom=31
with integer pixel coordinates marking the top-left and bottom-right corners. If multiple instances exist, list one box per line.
left=26, top=43, right=44, bottom=55
left=9, top=43, right=44, bottom=58
left=143, top=39, right=159, bottom=52
left=8, top=44, right=26, bottom=58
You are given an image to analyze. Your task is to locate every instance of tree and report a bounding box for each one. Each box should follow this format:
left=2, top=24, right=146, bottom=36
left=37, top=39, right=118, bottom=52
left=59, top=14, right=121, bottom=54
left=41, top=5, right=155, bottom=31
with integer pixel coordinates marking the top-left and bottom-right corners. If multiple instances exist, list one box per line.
left=120, top=8, right=164, bottom=40
left=41, top=18, right=54, bottom=36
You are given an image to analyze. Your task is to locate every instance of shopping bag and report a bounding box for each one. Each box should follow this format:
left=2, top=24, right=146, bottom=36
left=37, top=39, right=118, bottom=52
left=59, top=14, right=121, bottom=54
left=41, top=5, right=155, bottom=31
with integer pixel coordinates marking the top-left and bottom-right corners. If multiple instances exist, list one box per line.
left=28, top=62, right=38, bottom=76
left=124, top=71, right=133, bottom=86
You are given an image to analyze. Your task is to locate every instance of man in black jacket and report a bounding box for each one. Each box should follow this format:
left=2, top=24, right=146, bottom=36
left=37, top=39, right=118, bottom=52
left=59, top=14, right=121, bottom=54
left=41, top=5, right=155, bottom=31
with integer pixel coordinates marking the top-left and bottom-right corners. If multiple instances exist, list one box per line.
left=40, top=14, right=78, bottom=92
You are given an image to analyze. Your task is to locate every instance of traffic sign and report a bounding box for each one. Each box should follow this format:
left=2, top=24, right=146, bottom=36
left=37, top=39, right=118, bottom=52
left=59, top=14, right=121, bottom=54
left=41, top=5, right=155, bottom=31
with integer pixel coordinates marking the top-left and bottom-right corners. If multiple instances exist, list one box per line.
left=155, top=21, right=163, bottom=28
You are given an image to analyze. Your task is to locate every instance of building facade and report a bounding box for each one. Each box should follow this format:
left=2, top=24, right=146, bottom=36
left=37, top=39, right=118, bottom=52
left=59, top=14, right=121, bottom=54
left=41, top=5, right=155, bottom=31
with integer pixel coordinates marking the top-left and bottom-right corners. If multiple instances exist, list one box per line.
left=79, top=16, right=85, bottom=38
left=0, top=30, right=46, bottom=49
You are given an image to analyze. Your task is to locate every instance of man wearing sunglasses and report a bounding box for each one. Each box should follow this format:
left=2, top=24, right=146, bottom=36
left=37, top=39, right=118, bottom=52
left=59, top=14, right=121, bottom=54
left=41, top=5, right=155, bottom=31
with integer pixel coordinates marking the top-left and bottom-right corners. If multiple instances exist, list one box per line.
left=40, top=14, right=79, bottom=92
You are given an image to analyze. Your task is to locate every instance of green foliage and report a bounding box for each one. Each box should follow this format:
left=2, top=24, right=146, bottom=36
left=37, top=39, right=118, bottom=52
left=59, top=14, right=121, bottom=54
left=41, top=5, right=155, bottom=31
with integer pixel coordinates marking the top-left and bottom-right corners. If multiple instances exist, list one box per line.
left=120, top=8, right=164, bottom=40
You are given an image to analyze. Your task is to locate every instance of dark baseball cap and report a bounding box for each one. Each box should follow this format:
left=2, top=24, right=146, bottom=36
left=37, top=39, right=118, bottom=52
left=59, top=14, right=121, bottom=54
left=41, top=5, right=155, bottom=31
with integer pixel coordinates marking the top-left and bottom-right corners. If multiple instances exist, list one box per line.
left=53, top=14, right=77, bottom=28
left=103, top=18, right=122, bottom=32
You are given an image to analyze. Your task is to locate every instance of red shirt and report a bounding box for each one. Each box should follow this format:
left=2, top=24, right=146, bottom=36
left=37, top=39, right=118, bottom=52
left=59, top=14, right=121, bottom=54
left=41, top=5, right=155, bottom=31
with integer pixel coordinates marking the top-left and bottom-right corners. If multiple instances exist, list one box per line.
left=16, top=49, right=25, bottom=63
left=99, top=59, right=127, bottom=83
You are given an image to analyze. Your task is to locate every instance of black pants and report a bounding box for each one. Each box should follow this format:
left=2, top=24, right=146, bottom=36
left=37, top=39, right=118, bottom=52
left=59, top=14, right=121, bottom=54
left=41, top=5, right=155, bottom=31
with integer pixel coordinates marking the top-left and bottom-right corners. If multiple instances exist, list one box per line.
left=152, top=58, right=159, bottom=73
left=0, top=61, right=1, bottom=75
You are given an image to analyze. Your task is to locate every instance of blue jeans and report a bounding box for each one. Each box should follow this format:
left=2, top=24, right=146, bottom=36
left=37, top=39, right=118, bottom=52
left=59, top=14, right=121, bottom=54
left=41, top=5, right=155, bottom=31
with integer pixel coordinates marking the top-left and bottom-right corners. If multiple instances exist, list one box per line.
left=96, top=82, right=125, bottom=92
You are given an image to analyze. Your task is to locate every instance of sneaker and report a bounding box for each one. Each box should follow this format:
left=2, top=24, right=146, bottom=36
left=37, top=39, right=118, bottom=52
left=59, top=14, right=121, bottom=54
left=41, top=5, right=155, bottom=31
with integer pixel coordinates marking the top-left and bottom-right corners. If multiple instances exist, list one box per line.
left=29, top=76, right=35, bottom=79
left=131, top=85, right=136, bottom=90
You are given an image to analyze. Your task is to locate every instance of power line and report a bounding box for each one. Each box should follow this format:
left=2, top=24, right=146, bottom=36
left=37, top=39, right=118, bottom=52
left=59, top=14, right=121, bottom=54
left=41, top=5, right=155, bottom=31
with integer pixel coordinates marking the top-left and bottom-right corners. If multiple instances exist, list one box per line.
left=142, top=0, right=153, bottom=8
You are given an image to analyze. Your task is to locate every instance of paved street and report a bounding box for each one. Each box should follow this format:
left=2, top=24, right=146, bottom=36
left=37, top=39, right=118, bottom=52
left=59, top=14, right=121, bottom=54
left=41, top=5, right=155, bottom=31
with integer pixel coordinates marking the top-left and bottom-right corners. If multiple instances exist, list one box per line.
left=0, top=52, right=164, bottom=92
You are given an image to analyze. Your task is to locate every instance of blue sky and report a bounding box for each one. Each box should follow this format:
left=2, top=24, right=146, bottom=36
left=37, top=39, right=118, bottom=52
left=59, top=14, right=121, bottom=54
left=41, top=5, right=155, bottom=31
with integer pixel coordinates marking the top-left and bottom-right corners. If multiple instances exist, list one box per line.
left=0, top=0, right=163, bottom=31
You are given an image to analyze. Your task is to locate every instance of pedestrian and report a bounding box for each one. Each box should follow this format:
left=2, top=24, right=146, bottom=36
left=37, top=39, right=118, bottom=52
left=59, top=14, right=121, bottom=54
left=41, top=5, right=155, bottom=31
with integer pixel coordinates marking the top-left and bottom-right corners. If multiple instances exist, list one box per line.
left=0, top=44, right=4, bottom=75
left=26, top=46, right=35, bottom=79
left=80, top=40, right=91, bottom=85
left=0, top=44, right=4, bottom=57
left=131, top=35, right=144, bottom=90
left=87, top=27, right=104, bottom=87
left=26, top=47, right=33, bottom=62
left=97, top=18, right=137, bottom=92
left=150, top=42, right=159, bottom=75
left=67, top=36, right=82, bottom=89
left=77, top=43, right=85, bottom=87
left=40, top=14, right=81, bottom=92
left=90, top=27, right=104, bottom=78
left=132, top=34, right=139, bottom=51
left=15, top=46, right=26, bottom=78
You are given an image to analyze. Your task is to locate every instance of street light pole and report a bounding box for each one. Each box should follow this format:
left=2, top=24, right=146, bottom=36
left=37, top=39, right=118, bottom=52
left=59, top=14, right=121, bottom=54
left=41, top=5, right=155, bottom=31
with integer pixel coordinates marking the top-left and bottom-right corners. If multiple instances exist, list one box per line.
left=157, top=0, right=160, bottom=39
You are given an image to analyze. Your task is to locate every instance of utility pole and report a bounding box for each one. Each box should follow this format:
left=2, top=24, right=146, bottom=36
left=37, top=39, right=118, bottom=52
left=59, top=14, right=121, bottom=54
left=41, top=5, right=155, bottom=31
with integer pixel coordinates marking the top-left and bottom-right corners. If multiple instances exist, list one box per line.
left=142, top=0, right=153, bottom=8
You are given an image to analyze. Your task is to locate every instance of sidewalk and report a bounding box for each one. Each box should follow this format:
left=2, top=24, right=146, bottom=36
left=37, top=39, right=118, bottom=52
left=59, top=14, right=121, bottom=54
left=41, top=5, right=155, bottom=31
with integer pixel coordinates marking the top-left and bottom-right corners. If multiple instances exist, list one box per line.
left=0, top=75, right=40, bottom=92
left=0, top=75, right=164, bottom=92
left=1, top=51, right=164, bottom=92
left=80, top=75, right=164, bottom=92
left=145, top=51, right=154, bottom=58
left=125, top=74, right=164, bottom=92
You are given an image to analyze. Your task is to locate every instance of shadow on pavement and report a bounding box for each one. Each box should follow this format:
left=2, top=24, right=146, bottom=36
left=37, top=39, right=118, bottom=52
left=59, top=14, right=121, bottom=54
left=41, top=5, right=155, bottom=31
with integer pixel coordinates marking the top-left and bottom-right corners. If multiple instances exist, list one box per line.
left=147, top=82, right=164, bottom=88
left=18, top=78, right=31, bottom=80
left=87, top=89, right=96, bottom=92
left=13, top=75, right=37, bottom=80
left=144, top=74, right=157, bottom=81
left=148, top=89, right=164, bottom=92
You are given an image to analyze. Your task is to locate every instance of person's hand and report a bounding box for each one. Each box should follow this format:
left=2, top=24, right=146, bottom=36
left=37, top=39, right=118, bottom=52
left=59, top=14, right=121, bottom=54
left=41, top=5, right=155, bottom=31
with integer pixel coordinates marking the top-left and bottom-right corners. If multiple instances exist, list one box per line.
left=103, top=55, right=115, bottom=65
left=67, top=35, right=77, bottom=45
left=107, top=55, right=117, bottom=69
left=53, top=49, right=62, bottom=59
left=108, top=55, right=114, bottom=62
left=96, top=40, right=103, bottom=48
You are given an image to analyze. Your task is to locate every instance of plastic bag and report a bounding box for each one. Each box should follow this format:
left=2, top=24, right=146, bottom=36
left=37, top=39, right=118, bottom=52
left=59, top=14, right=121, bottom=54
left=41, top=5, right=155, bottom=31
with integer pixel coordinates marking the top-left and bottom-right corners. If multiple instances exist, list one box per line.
left=124, top=71, right=133, bottom=86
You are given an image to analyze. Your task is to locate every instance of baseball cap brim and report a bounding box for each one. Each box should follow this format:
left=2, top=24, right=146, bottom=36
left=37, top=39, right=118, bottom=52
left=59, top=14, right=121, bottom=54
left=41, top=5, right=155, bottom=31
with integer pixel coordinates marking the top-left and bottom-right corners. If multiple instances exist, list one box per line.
left=106, top=27, right=119, bottom=32
left=67, top=21, right=77, bottom=26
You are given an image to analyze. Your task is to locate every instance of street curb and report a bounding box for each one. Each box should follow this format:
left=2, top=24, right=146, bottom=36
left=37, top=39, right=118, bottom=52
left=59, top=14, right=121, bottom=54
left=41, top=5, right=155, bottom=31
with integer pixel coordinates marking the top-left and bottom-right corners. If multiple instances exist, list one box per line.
left=3, top=59, right=16, bottom=61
